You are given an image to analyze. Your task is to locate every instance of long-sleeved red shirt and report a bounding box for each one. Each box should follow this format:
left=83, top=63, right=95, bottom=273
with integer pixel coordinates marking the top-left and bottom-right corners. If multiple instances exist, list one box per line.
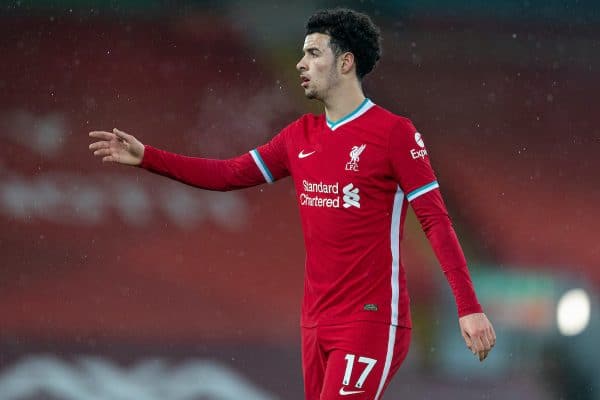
left=141, top=100, right=482, bottom=327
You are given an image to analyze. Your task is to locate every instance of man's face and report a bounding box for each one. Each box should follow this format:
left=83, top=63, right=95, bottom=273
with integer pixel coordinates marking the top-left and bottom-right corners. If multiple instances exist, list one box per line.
left=296, top=33, right=340, bottom=100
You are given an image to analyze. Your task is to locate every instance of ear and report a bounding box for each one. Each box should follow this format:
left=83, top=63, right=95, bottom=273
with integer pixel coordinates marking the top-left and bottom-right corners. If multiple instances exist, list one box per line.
left=339, top=52, right=355, bottom=75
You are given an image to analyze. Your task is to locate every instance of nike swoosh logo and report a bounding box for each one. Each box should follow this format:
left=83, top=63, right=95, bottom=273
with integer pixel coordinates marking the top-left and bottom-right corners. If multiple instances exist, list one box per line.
left=298, top=150, right=316, bottom=159
left=339, top=387, right=365, bottom=396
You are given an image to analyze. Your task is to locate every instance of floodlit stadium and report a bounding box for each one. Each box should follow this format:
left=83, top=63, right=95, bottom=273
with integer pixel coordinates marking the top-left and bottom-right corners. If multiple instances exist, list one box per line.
left=1, top=1, right=598, bottom=399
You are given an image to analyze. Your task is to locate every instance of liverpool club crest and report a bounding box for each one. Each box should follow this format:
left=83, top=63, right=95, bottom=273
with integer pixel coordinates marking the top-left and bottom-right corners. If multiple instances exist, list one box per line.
left=345, top=144, right=366, bottom=172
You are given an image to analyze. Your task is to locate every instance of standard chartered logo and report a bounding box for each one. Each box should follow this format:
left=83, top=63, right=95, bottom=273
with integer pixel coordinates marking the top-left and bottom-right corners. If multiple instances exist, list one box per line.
left=342, top=183, right=360, bottom=208
left=300, top=180, right=361, bottom=209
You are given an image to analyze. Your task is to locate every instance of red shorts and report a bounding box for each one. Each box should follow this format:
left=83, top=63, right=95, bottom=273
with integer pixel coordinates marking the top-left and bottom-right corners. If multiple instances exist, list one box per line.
left=301, top=321, right=411, bottom=400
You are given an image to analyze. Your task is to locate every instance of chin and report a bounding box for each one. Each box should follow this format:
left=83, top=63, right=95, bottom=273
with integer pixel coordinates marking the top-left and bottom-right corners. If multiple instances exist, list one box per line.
left=305, top=90, right=320, bottom=100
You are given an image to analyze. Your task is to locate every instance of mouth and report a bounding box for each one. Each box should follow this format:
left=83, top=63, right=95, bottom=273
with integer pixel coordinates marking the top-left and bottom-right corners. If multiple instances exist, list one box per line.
left=300, top=76, right=310, bottom=88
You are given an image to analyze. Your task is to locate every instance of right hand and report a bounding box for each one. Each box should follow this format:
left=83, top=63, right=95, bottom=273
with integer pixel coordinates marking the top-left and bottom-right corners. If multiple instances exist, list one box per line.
left=89, top=128, right=144, bottom=166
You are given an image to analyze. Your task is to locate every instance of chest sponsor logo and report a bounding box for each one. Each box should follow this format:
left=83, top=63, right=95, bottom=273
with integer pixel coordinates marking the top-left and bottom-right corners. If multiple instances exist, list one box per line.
left=342, top=183, right=360, bottom=208
left=410, top=131, right=428, bottom=159
left=300, top=180, right=361, bottom=209
left=345, top=144, right=366, bottom=172
left=298, top=149, right=316, bottom=159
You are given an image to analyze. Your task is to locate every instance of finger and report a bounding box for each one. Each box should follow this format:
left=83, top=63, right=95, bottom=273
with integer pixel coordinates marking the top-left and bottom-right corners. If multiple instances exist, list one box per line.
left=472, top=335, right=484, bottom=355
left=102, top=155, right=118, bottom=163
left=89, top=131, right=115, bottom=140
left=480, top=334, right=492, bottom=351
left=487, top=328, right=496, bottom=348
left=462, top=331, right=473, bottom=351
left=475, top=338, right=488, bottom=362
left=94, top=148, right=112, bottom=157
left=479, top=336, right=491, bottom=362
left=89, top=141, right=109, bottom=151
left=479, top=349, right=489, bottom=362
left=490, top=324, right=497, bottom=345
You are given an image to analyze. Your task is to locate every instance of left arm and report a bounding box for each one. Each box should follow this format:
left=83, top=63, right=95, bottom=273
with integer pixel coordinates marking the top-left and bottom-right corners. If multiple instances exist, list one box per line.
left=389, top=118, right=496, bottom=361
left=412, top=189, right=496, bottom=361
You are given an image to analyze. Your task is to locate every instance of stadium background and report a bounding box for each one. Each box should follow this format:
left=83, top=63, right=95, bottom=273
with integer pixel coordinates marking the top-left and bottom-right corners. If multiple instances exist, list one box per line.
left=1, top=1, right=599, bottom=398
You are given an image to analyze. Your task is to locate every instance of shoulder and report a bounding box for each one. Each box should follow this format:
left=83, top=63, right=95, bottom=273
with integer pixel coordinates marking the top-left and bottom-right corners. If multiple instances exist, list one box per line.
left=373, top=105, right=415, bottom=133
left=275, top=113, right=323, bottom=145
left=370, top=105, right=417, bottom=141
left=281, top=113, right=322, bottom=132
left=300, top=113, right=324, bottom=129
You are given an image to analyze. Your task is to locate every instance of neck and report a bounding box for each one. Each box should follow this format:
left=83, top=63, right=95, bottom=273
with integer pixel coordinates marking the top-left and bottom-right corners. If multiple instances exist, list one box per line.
left=323, top=79, right=366, bottom=122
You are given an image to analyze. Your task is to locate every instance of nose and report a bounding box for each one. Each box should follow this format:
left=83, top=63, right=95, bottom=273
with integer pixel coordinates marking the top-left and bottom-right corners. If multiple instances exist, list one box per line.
left=296, top=56, right=307, bottom=72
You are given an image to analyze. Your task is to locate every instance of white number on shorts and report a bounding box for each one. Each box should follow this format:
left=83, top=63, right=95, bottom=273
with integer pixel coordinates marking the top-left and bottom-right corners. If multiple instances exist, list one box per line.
left=342, top=354, right=377, bottom=388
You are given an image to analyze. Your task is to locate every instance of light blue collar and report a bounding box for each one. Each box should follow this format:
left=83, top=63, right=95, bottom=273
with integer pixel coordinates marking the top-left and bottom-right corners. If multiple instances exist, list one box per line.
left=326, top=98, right=375, bottom=131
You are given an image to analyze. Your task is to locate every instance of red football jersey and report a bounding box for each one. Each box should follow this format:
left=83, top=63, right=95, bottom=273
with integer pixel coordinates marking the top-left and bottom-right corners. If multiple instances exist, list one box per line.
left=141, top=98, right=482, bottom=329
left=251, top=99, right=442, bottom=328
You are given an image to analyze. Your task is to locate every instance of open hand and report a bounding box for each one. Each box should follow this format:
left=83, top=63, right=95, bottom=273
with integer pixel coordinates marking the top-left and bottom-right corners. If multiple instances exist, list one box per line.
left=89, top=128, right=144, bottom=166
left=459, top=312, right=496, bottom=362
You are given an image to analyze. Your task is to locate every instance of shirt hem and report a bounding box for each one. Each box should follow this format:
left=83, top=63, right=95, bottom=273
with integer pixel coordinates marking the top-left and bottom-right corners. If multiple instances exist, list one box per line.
left=301, top=314, right=412, bottom=329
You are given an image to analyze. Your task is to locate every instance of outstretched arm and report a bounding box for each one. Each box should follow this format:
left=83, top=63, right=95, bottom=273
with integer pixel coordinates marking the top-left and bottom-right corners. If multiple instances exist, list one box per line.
left=89, top=128, right=290, bottom=191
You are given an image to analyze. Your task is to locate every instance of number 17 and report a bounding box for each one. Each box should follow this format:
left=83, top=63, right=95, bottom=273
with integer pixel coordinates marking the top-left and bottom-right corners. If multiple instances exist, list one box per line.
left=343, top=354, right=377, bottom=388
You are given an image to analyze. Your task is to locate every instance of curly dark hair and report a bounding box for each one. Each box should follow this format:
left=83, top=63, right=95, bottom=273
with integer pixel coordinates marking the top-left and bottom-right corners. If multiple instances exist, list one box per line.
left=305, top=8, right=381, bottom=79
